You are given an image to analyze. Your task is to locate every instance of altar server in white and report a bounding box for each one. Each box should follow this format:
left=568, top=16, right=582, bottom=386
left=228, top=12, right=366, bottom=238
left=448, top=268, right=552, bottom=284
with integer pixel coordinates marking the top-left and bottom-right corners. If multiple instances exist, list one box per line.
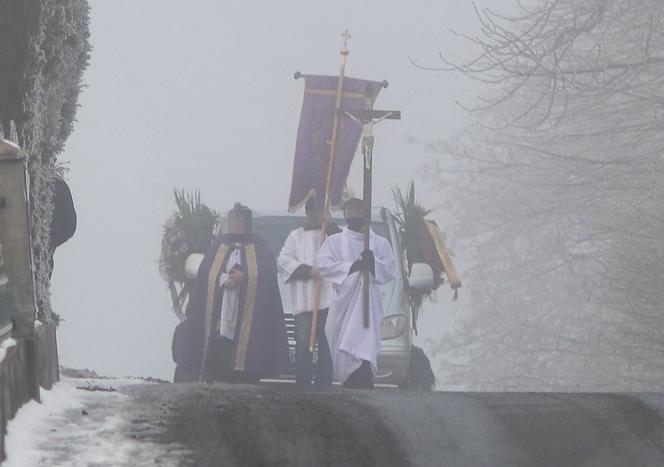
left=278, top=199, right=340, bottom=387
left=316, top=198, right=395, bottom=388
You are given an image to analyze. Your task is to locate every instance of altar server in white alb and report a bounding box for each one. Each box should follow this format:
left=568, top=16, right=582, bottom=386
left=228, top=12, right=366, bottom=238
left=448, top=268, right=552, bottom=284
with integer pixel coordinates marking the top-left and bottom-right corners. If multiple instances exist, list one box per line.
left=316, top=198, right=395, bottom=389
left=278, top=198, right=340, bottom=387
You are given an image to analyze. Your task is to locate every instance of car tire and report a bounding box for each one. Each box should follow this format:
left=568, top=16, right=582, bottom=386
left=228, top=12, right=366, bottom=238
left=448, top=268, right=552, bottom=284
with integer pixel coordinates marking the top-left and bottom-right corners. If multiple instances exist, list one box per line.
left=398, top=345, right=435, bottom=391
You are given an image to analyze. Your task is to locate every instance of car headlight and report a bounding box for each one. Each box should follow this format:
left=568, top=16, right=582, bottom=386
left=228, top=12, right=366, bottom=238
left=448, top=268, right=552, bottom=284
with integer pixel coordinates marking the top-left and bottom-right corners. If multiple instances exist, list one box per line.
left=381, top=315, right=407, bottom=340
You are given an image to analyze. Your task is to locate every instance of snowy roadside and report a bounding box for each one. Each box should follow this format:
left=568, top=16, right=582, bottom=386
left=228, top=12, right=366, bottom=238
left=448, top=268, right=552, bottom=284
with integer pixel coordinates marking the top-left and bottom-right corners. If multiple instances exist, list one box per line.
left=0, top=338, right=16, bottom=364
left=2, top=377, right=185, bottom=467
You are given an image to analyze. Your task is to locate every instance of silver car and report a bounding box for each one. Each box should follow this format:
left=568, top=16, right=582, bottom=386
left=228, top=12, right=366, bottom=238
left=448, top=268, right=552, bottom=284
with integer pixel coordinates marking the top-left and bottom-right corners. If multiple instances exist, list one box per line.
left=251, top=207, right=435, bottom=388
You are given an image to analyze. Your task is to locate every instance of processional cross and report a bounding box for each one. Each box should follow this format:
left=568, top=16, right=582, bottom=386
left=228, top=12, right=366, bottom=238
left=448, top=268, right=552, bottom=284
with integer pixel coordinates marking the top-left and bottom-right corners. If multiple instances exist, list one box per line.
left=344, top=91, right=401, bottom=328
left=299, top=30, right=402, bottom=351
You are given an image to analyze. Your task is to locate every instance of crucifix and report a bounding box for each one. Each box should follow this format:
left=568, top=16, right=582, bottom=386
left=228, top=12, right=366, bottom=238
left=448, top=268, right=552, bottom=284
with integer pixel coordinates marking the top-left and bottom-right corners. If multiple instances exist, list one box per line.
left=345, top=89, right=401, bottom=328
left=300, top=30, right=401, bottom=348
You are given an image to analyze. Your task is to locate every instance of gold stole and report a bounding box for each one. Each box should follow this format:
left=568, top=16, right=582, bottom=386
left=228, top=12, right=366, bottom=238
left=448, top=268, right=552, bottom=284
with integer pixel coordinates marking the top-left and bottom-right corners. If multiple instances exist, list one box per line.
left=201, top=244, right=229, bottom=378
left=233, top=244, right=258, bottom=371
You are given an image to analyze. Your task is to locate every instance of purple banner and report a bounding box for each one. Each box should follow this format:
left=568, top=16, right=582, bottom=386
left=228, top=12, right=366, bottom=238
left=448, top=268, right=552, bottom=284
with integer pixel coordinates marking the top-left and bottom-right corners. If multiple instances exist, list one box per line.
left=288, top=74, right=383, bottom=212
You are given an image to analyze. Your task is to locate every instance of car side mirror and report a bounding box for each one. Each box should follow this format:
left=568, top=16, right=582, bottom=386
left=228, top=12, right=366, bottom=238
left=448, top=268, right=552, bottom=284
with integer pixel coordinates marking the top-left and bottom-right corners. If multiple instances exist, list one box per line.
left=408, top=262, right=435, bottom=290
left=184, top=253, right=205, bottom=280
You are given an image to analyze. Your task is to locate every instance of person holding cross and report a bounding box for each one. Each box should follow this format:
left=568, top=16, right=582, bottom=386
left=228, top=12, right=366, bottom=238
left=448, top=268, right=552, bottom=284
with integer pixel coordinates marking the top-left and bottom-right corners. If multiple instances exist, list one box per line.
left=287, top=28, right=400, bottom=388
left=316, top=198, right=395, bottom=389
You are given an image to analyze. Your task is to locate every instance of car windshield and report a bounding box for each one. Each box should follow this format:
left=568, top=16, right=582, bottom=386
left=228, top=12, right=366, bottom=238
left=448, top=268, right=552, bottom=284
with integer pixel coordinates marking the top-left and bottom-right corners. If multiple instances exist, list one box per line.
left=252, top=215, right=395, bottom=315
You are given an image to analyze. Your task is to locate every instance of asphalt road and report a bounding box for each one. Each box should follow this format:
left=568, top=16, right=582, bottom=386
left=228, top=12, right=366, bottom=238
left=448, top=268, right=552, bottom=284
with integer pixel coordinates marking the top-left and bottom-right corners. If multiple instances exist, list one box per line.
left=115, top=382, right=664, bottom=467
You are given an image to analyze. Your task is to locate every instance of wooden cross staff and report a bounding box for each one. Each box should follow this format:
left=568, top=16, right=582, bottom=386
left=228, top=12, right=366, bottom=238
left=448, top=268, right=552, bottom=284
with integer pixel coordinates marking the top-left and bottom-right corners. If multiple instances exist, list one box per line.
left=345, top=103, right=401, bottom=328
left=306, top=31, right=400, bottom=351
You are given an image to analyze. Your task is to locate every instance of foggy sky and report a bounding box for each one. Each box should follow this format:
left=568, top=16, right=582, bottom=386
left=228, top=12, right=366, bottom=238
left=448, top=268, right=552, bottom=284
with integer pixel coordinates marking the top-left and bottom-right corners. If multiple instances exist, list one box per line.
left=51, top=0, right=504, bottom=379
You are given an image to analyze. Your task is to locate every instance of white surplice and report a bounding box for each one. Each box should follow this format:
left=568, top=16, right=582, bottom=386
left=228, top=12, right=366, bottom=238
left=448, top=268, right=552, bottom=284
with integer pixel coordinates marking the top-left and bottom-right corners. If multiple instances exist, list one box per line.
left=218, top=246, right=242, bottom=339
left=277, top=228, right=332, bottom=314
left=316, top=227, right=395, bottom=383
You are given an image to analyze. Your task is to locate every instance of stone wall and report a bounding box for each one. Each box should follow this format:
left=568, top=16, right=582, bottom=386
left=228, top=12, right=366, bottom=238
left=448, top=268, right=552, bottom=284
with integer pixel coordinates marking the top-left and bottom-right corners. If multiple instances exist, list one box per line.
left=0, top=144, right=60, bottom=461
left=0, top=338, right=31, bottom=462
left=36, top=321, right=59, bottom=390
left=0, top=322, right=58, bottom=462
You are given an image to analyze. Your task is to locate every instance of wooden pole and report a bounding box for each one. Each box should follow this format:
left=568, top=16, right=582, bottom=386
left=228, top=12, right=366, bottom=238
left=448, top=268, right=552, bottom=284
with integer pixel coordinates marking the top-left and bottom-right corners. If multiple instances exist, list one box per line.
left=309, top=30, right=351, bottom=353
left=344, top=100, right=400, bottom=330
left=168, top=282, right=186, bottom=322
left=362, top=147, right=372, bottom=328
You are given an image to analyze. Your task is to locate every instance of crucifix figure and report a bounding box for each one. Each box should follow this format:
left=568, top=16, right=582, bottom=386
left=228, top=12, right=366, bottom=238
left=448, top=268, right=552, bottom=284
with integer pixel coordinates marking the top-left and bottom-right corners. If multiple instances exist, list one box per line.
left=346, top=109, right=395, bottom=170
left=340, top=29, right=351, bottom=56
left=344, top=90, right=401, bottom=328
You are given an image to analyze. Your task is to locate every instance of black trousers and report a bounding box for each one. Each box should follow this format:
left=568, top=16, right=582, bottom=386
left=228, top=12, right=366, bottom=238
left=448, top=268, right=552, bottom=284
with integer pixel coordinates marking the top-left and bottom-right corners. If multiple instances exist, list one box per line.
left=294, top=309, right=333, bottom=387
left=343, top=360, right=374, bottom=389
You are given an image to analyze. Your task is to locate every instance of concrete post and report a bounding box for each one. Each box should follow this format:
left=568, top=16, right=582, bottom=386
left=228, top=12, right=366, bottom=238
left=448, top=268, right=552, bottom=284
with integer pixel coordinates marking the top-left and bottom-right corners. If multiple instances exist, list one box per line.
left=0, top=139, right=40, bottom=401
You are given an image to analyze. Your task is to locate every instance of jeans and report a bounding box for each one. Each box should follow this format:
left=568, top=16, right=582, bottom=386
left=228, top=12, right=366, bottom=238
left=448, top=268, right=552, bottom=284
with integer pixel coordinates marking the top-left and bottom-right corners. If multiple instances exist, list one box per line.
left=294, top=309, right=333, bottom=387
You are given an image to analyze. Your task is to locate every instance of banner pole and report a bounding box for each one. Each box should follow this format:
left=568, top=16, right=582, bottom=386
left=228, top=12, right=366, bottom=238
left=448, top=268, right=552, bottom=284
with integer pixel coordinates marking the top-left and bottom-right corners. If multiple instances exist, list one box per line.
left=309, top=30, right=351, bottom=353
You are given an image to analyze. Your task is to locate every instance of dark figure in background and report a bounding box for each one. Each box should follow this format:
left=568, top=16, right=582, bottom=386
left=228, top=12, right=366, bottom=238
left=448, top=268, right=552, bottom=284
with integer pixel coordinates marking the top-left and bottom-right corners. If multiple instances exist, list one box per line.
left=278, top=198, right=339, bottom=387
left=174, top=203, right=290, bottom=383
left=48, top=177, right=77, bottom=278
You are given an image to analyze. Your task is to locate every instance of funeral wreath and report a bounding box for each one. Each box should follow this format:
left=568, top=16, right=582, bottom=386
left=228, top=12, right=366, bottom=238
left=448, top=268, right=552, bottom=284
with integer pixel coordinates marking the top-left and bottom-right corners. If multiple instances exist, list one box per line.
left=159, top=189, right=219, bottom=320
left=392, top=181, right=461, bottom=333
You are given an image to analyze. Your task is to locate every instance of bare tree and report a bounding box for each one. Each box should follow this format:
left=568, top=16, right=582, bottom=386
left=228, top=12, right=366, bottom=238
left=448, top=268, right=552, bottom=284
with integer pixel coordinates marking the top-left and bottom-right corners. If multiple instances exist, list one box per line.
left=428, top=0, right=664, bottom=391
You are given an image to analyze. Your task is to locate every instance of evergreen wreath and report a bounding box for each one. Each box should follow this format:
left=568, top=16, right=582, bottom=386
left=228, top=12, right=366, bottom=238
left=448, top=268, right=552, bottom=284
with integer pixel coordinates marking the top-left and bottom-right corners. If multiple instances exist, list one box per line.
left=159, top=189, right=219, bottom=319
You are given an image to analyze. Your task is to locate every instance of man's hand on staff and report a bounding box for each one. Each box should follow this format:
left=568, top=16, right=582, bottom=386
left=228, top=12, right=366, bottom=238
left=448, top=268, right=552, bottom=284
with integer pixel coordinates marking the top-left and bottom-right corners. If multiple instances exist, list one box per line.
left=349, top=249, right=375, bottom=275
left=361, top=250, right=375, bottom=275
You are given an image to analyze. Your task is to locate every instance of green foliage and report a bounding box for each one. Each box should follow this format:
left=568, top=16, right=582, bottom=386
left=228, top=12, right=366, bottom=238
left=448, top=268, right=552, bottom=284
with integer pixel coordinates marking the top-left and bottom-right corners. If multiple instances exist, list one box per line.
left=0, top=0, right=91, bottom=322
left=160, top=189, right=219, bottom=285
left=392, top=181, right=431, bottom=265
left=392, top=181, right=433, bottom=332
left=0, top=0, right=41, bottom=121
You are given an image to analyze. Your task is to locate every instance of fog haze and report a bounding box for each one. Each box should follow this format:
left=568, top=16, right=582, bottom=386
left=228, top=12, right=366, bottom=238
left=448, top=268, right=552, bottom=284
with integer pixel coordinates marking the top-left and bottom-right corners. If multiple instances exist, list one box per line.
left=50, top=1, right=498, bottom=379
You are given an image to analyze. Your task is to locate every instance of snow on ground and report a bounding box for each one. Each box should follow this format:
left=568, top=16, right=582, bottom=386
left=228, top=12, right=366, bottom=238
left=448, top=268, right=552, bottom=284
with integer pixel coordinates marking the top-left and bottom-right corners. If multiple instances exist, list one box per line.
left=0, top=338, right=17, bottom=364
left=2, top=377, right=183, bottom=467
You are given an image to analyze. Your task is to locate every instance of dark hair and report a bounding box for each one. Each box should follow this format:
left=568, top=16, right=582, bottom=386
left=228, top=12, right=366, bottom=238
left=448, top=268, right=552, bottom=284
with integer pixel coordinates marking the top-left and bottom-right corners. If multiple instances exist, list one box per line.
left=229, top=202, right=252, bottom=229
left=342, top=198, right=364, bottom=216
left=305, top=197, right=318, bottom=215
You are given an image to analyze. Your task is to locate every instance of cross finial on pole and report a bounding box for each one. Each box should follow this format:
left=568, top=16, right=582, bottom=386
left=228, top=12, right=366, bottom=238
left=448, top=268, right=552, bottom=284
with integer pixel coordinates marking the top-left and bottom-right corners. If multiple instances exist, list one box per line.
left=309, top=29, right=351, bottom=352
left=341, top=29, right=351, bottom=56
